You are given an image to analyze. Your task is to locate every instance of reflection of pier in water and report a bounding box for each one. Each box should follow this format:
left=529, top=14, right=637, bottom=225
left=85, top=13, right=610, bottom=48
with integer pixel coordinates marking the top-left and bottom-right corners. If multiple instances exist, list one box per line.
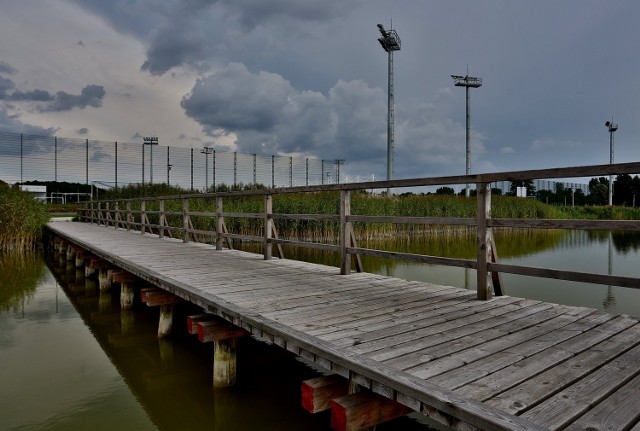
left=46, top=249, right=349, bottom=431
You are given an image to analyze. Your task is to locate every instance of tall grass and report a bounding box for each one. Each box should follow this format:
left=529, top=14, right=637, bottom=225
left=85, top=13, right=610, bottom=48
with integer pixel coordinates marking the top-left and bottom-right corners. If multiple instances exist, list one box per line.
left=0, top=187, right=50, bottom=251
left=97, top=184, right=638, bottom=243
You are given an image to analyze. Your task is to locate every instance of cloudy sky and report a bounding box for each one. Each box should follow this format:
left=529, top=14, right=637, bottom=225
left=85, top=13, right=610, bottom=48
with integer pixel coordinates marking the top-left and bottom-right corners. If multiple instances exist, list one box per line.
left=1, top=0, right=638, bottom=183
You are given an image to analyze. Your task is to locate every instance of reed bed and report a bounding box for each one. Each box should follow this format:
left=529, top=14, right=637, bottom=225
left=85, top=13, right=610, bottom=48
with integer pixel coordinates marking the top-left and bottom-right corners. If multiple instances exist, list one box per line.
left=99, top=185, right=637, bottom=244
left=0, top=187, right=50, bottom=251
left=0, top=252, right=47, bottom=311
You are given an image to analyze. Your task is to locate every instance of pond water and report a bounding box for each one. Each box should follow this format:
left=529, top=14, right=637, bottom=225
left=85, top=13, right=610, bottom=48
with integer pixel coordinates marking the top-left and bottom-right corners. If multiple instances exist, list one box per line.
left=0, top=230, right=638, bottom=430
left=0, top=251, right=434, bottom=431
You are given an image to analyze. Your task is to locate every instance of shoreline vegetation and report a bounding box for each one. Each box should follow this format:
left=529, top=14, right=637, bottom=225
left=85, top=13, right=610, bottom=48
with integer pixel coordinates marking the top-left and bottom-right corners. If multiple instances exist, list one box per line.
left=2, top=182, right=639, bottom=251
left=0, top=181, right=50, bottom=251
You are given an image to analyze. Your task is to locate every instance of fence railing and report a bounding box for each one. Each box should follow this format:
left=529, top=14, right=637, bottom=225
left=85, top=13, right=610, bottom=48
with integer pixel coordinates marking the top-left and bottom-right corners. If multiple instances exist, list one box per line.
left=79, top=161, right=640, bottom=300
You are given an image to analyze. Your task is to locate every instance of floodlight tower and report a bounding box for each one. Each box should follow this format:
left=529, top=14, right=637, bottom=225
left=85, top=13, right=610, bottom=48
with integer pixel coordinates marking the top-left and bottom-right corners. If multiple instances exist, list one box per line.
left=201, top=147, right=214, bottom=191
left=377, top=23, right=401, bottom=194
left=451, top=74, right=482, bottom=197
left=605, top=119, right=618, bottom=206
left=143, top=137, right=158, bottom=184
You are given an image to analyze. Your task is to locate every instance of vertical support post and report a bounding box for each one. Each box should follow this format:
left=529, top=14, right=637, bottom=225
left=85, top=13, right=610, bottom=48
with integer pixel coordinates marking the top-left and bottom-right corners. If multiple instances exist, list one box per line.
left=322, top=160, right=325, bottom=185
left=54, top=136, right=58, bottom=182
left=289, top=156, right=293, bottom=187
left=271, top=155, right=275, bottom=188
left=158, top=304, right=173, bottom=338
left=182, top=198, right=190, bottom=243
left=98, top=269, right=110, bottom=291
left=126, top=201, right=132, bottom=231
left=212, top=149, right=216, bottom=190
left=233, top=151, right=237, bottom=187
left=190, top=148, right=193, bottom=191
left=213, top=339, right=237, bottom=388
left=167, top=146, right=170, bottom=184
left=340, top=190, right=352, bottom=275
left=114, top=202, right=120, bottom=229
left=264, top=194, right=273, bottom=260
left=20, top=134, right=23, bottom=183
left=142, top=144, right=145, bottom=186
left=253, top=153, right=257, bottom=186
left=306, top=158, right=309, bottom=186
left=476, top=182, right=492, bottom=300
left=115, top=141, right=118, bottom=190
left=140, top=200, right=146, bottom=234
left=120, top=282, right=134, bottom=309
left=159, top=199, right=165, bottom=239
left=86, top=138, right=89, bottom=185
left=216, top=197, right=223, bottom=250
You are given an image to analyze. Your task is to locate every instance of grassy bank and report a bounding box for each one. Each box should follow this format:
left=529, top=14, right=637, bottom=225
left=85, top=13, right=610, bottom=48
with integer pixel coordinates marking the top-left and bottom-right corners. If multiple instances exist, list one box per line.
left=0, top=183, right=50, bottom=251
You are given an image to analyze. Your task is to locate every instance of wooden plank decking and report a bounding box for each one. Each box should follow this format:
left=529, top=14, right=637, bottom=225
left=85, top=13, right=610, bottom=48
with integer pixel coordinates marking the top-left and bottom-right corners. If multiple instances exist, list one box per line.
left=46, top=221, right=640, bottom=431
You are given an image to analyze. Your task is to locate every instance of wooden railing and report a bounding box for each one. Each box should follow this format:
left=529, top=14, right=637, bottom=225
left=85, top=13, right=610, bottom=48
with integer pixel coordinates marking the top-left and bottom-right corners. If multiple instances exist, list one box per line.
left=79, top=162, right=640, bottom=299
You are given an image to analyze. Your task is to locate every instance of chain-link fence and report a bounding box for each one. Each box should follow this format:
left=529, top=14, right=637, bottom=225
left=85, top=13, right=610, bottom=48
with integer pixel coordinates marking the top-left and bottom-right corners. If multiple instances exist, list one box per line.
left=0, top=131, right=344, bottom=190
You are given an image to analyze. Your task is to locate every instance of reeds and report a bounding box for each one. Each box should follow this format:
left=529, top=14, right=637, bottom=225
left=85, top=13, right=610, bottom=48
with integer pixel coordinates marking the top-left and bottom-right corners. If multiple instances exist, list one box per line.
left=0, top=187, right=50, bottom=251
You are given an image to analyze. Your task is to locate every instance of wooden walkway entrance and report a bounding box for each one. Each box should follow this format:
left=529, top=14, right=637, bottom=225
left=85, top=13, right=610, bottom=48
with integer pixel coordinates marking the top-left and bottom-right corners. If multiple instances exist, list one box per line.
left=47, top=221, right=640, bottom=431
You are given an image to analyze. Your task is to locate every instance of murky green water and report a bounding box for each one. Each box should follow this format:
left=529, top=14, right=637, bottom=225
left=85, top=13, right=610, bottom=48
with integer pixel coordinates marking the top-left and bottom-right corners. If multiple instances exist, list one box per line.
left=0, top=250, right=434, bottom=431
left=1, top=230, right=638, bottom=430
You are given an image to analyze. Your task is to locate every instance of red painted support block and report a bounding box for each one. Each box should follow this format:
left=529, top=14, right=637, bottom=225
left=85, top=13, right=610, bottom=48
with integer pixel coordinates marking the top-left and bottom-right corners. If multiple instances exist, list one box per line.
left=145, top=290, right=183, bottom=307
left=186, top=314, right=217, bottom=335
left=302, top=375, right=349, bottom=413
left=197, top=320, right=250, bottom=343
left=330, top=391, right=412, bottom=431
left=88, top=258, right=110, bottom=269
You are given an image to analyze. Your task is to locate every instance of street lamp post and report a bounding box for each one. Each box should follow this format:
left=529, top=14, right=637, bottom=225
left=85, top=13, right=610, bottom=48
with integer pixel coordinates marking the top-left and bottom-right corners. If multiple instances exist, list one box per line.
left=201, top=147, right=214, bottom=191
left=143, top=137, right=158, bottom=184
left=451, top=74, right=482, bottom=197
left=605, top=119, right=618, bottom=206
left=377, top=23, right=401, bottom=195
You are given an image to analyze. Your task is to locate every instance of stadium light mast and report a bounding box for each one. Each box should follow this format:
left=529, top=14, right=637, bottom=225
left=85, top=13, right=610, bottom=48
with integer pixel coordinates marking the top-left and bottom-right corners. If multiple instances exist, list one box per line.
left=451, top=73, right=482, bottom=197
left=605, top=119, right=618, bottom=206
left=143, top=137, right=158, bottom=184
left=377, top=23, right=401, bottom=194
left=201, top=147, right=214, bottom=191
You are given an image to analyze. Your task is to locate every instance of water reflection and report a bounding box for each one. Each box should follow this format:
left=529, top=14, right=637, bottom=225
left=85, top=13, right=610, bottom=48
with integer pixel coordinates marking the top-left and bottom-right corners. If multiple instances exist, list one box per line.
left=0, top=249, right=435, bottom=430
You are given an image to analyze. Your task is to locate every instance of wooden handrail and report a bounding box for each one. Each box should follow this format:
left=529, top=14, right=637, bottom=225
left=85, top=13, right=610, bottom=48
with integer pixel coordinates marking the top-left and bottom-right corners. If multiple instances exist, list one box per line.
left=77, top=161, right=640, bottom=298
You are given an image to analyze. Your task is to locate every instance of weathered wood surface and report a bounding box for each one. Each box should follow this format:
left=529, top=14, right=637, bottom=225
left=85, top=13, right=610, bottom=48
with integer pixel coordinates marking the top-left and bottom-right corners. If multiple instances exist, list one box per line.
left=47, top=221, right=640, bottom=431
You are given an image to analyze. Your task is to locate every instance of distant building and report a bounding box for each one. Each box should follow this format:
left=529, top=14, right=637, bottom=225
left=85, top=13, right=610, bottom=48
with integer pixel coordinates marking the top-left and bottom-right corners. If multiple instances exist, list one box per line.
left=19, top=185, right=47, bottom=201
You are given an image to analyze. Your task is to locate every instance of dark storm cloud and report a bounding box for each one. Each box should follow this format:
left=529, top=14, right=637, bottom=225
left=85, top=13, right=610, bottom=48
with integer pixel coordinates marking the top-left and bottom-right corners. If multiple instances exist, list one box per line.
left=39, top=85, right=105, bottom=112
left=0, top=108, right=56, bottom=156
left=0, top=61, right=16, bottom=75
left=181, top=63, right=386, bottom=160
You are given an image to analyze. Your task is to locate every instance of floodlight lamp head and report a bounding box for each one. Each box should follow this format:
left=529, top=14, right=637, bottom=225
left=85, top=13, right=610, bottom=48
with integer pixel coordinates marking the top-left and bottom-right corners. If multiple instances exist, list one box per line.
left=605, top=121, right=611, bottom=127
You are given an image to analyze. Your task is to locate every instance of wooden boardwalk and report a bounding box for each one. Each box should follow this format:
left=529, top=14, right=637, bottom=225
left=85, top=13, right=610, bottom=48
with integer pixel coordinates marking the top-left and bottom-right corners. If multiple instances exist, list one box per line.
left=47, top=221, right=640, bottom=431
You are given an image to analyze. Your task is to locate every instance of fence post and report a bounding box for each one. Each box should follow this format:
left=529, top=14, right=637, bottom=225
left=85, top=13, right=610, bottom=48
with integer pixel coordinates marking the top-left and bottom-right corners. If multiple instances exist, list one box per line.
left=140, top=200, right=146, bottom=235
left=126, top=202, right=132, bottom=231
left=159, top=199, right=165, bottom=239
left=264, top=194, right=273, bottom=260
left=476, top=182, right=492, bottom=300
left=183, top=198, right=190, bottom=243
left=216, top=197, right=223, bottom=250
left=340, top=190, right=352, bottom=275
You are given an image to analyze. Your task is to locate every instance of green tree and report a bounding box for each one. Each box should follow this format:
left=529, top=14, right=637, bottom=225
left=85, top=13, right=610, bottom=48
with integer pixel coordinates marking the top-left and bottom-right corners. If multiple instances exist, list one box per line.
left=435, top=187, right=455, bottom=195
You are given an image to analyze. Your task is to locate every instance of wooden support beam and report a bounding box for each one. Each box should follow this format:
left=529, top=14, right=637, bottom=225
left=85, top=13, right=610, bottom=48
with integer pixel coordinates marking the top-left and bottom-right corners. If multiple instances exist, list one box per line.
left=213, top=338, right=236, bottom=388
left=330, top=391, right=412, bottom=431
left=302, top=375, right=349, bottom=413
left=186, top=313, right=217, bottom=335
left=143, top=289, right=182, bottom=307
left=197, top=320, right=250, bottom=343
left=98, top=268, right=110, bottom=291
left=120, top=282, right=135, bottom=309
left=111, top=271, right=139, bottom=284
left=158, top=304, right=173, bottom=338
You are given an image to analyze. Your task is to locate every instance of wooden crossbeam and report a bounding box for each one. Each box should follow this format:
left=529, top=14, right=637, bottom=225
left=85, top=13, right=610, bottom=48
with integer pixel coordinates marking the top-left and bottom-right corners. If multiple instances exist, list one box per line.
left=140, top=288, right=182, bottom=306
left=110, top=270, right=138, bottom=284
left=330, top=391, right=412, bottom=431
left=88, top=258, right=110, bottom=269
left=302, top=375, right=349, bottom=413
left=186, top=313, right=217, bottom=335
left=197, top=320, right=250, bottom=343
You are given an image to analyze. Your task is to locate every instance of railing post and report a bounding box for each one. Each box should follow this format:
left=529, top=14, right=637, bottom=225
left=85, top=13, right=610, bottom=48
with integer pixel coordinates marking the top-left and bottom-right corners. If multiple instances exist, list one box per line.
left=140, top=201, right=146, bottom=235
left=264, top=194, right=273, bottom=260
left=340, top=190, right=352, bottom=275
left=97, top=202, right=103, bottom=225
left=159, top=199, right=165, bottom=239
left=126, top=202, right=132, bottom=231
left=183, top=198, right=190, bottom=243
left=105, top=202, right=110, bottom=227
left=114, top=202, right=120, bottom=229
left=216, top=197, right=223, bottom=250
left=476, top=182, right=492, bottom=300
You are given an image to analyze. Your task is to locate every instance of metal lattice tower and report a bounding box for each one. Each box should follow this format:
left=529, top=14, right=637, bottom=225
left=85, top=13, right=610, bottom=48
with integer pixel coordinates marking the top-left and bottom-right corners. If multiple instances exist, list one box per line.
left=377, top=23, right=401, bottom=193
